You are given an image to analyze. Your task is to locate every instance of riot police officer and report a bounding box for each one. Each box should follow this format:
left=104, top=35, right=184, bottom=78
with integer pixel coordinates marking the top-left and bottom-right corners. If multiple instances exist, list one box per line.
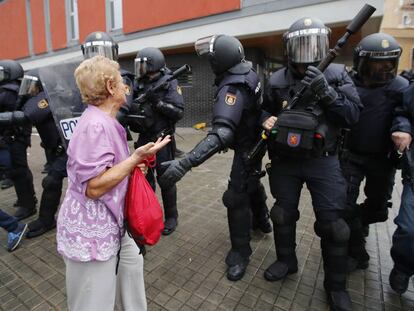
left=389, top=82, right=414, bottom=294
left=0, top=60, right=36, bottom=221
left=0, top=70, right=68, bottom=237
left=262, top=18, right=361, bottom=310
left=341, top=33, right=411, bottom=271
left=130, top=47, right=184, bottom=235
left=81, top=31, right=135, bottom=125
left=158, top=34, right=271, bottom=280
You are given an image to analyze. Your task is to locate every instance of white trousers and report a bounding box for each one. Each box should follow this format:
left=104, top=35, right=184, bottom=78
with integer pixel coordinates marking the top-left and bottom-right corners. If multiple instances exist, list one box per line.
left=64, top=234, right=147, bottom=311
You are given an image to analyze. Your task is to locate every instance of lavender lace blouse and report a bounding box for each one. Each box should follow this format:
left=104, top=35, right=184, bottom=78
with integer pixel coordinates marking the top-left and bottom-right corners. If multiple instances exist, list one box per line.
left=57, top=104, right=130, bottom=262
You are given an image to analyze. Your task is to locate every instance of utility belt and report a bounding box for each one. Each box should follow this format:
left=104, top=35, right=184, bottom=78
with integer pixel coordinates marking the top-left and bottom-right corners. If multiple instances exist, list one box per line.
left=268, top=109, right=330, bottom=159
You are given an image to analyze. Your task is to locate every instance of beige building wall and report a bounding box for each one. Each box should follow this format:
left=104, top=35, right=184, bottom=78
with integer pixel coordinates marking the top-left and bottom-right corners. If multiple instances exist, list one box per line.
left=380, top=0, right=414, bottom=71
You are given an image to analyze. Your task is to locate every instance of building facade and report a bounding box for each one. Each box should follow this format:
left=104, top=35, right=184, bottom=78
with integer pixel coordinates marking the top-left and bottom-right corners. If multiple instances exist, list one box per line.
left=0, top=0, right=386, bottom=125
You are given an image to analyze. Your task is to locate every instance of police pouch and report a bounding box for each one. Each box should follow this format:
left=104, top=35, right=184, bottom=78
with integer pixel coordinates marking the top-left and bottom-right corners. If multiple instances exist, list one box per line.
left=271, top=110, right=325, bottom=158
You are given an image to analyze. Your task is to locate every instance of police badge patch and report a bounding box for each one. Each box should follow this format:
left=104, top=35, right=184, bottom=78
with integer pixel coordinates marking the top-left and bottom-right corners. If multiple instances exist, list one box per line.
left=38, top=99, right=48, bottom=109
left=225, top=93, right=237, bottom=105
left=287, top=132, right=301, bottom=147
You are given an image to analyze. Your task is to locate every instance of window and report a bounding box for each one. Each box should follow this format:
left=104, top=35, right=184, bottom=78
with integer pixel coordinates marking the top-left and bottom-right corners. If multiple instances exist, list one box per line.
left=66, top=0, right=79, bottom=41
left=108, top=0, right=123, bottom=31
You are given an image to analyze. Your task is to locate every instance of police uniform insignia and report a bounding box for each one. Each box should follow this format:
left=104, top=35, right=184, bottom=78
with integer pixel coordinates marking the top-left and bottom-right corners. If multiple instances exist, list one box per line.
left=287, top=132, right=301, bottom=147
left=282, top=100, right=288, bottom=108
left=304, top=18, right=312, bottom=26
left=125, top=85, right=131, bottom=95
left=96, top=32, right=102, bottom=39
left=177, top=85, right=182, bottom=95
left=381, top=39, right=389, bottom=49
left=225, top=93, right=237, bottom=106
left=38, top=99, right=48, bottom=109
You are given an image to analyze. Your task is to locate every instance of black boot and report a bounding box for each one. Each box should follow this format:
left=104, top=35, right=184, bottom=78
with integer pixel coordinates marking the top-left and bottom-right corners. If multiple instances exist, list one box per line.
left=389, top=267, right=410, bottom=295
left=12, top=171, right=36, bottom=221
left=162, top=218, right=178, bottom=236
left=347, top=217, right=369, bottom=272
left=223, top=190, right=252, bottom=281
left=161, top=185, right=178, bottom=236
left=264, top=223, right=298, bottom=281
left=318, top=219, right=352, bottom=311
left=225, top=249, right=250, bottom=281
left=26, top=219, right=56, bottom=238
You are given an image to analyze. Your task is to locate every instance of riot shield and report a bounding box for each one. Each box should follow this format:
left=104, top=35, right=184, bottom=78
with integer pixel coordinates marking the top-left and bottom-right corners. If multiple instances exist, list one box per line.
left=38, top=61, right=86, bottom=148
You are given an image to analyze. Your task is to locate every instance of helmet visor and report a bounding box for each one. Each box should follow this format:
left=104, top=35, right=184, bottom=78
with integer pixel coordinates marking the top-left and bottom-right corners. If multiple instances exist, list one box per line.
left=134, top=57, right=149, bottom=79
left=0, top=66, right=7, bottom=82
left=194, top=35, right=217, bottom=56
left=82, top=41, right=117, bottom=60
left=286, top=28, right=329, bottom=63
left=18, top=75, right=40, bottom=96
left=359, top=58, right=399, bottom=85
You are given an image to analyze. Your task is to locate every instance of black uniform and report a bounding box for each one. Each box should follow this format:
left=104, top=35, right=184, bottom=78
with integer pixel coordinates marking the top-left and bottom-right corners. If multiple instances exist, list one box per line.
left=131, top=73, right=184, bottom=224
left=341, top=74, right=410, bottom=267
left=0, top=81, right=36, bottom=220
left=158, top=34, right=271, bottom=281
left=21, top=91, right=67, bottom=237
left=263, top=63, right=361, bottom=295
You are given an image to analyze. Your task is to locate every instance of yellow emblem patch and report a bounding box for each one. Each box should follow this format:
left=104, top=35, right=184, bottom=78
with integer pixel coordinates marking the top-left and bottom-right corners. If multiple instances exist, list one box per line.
left=381, top=39, right=389, bottom=49
left=37, top=99, right=48, bottom=109
left=124, top=85, right=131, bottom=95
left=177, top=85, right=182, bottom=95
left=225, top=93, right=237, bottom=106
left=304, top=18, right=312, bottom=26
left=95, top=32, right=102, bottom=39
left=282, top=100, right=288, bottom=108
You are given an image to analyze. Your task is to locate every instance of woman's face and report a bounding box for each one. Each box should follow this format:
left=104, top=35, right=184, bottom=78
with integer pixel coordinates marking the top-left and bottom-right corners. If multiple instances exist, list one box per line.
left=111, top=73, right=127, bottom=107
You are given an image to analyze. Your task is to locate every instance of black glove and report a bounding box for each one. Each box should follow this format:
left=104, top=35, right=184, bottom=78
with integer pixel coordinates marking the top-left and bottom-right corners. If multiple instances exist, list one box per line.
left=302, top=66, right=337, bottom=107
left=144, top=88, right=160, bottom=104
left=157, top=157, right=192, bottom=189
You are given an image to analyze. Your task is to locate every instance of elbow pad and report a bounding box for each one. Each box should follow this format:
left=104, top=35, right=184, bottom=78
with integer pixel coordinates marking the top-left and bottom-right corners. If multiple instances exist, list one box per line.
left=186, top=126, right=234, bottom=167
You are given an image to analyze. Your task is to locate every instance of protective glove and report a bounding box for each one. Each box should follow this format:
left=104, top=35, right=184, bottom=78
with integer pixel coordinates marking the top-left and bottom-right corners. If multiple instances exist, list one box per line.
left=301, top=66, right=338, bottom=107
left=157, top=157, right=192, bottom=189
left=144, top=87, right=160, bottom=104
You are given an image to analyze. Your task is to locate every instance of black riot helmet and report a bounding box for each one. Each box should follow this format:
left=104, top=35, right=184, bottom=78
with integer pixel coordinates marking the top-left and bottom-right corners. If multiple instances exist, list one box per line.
left=353, top=33, right=402, bottom=86
left=0, top=59, right=24, bottom=83
left=81, top=31, right=119, bottom=60
left=134, top=47, right=166, bottom=80
left=283, top=17, right=330, bottom=76
left=18, top=69, right=42, bottom=97
left=194, top=34, right=250, bottom=75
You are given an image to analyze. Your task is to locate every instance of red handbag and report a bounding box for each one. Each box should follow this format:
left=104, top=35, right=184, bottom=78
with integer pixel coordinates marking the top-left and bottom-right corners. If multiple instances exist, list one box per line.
left=124, top=156, right=164, bottom=246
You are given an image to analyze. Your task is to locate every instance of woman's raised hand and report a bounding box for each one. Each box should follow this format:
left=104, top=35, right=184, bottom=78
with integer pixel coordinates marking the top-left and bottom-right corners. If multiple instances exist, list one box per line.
left=133, top=135, right=171, bottom=163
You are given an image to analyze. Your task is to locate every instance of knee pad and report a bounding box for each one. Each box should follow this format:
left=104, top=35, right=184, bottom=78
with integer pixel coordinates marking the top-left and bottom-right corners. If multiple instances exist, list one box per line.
left=270, top=205, right=299, bottom=226
left=315, top=218, right=350, bottom=243
left=42, top=174, right=63, bottom=191
left=222, top=189, right=249, bottom=210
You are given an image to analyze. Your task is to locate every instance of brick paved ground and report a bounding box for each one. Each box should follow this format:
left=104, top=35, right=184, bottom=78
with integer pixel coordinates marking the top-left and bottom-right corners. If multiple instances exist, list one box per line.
left=0, top=128, right=413, bottom=311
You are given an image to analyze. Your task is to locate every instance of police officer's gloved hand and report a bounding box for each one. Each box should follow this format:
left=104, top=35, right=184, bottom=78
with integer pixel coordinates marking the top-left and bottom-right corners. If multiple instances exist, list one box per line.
left=302, top=66, right=338, bottom=107
left=145, top=88, right=160, bottom=104
left=157, top=157, right=192, bottom=189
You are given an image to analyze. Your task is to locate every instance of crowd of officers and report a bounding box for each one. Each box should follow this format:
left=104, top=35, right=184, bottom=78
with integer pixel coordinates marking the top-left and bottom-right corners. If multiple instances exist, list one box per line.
left=0, top=15, right=414, bottom=311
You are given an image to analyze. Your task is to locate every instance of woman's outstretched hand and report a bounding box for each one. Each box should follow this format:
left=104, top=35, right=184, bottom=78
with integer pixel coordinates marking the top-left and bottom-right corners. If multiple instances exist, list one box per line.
left=132, top=135, right=171, bottom=163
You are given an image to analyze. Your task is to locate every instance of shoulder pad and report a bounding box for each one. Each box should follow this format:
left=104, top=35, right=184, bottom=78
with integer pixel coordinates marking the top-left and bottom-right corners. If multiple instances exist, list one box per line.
left=268, top=67, right=290, bottom=88
left=217, top=70, right=260, bottom=95
left=387, top=76, right=409, bottom=92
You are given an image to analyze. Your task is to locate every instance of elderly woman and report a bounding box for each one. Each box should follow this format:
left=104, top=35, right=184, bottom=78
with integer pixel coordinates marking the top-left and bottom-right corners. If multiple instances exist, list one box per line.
left=57, top=55, right=170, bottom=311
